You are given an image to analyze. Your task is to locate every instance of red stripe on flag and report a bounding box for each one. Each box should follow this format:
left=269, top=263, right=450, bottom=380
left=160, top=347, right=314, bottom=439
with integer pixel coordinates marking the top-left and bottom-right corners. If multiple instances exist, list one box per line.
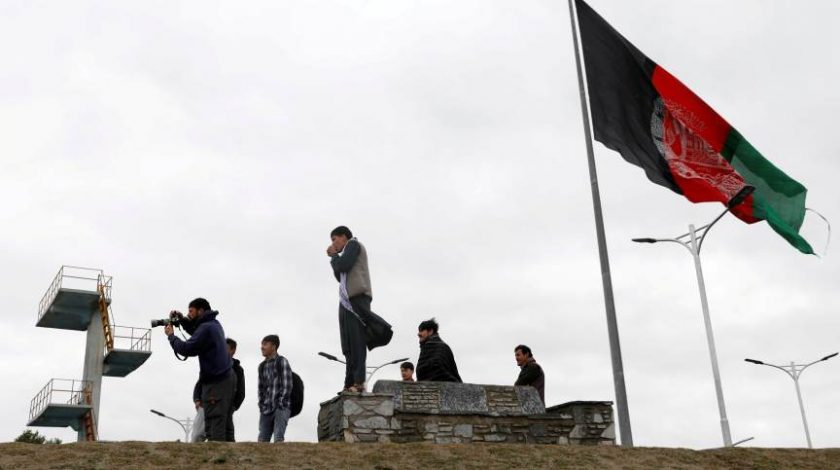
left=651, top=66, right=731, bottom=151
left=651, top=66, right=758, bottom=221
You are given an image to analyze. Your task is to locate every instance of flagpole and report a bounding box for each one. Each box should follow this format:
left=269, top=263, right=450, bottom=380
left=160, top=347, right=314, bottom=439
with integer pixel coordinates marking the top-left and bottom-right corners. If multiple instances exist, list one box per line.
left=567, top=0, right=633, bottom=447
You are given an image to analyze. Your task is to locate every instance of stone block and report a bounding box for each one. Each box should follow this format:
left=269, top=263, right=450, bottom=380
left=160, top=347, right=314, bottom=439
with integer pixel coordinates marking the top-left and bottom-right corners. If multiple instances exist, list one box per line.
left=374, top=400, right=394, bottom=417
left=453, top=424, right=473, bottom=438
left=435, top=436, right=453, bottom=444
left=424, top=422, right=439, bottom=433
left=568, top=425, right=587, bottom=439
left=483, top=433, right=508, bottom=442
left=529, top=423, right=546, bottom=437
left=593, top=413, right=603, bottom=423
left=602, top=423, right=615, bottom=439
left=354, top=416, right=389, bottom=429
left=373, top=380, right=544, bottom=416
left=343, top=399, right=364, bottom=416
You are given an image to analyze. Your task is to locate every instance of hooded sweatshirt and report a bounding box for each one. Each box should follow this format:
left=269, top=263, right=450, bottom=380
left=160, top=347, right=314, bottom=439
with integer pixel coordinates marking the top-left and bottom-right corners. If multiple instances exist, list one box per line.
left=168, top=310, right=232, bottom=383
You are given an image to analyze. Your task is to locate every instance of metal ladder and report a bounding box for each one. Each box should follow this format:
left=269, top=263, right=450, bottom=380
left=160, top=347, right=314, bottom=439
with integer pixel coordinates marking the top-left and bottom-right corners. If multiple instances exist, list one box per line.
left=97, top=282, right=114, bottom=353
left=82, top=388, right=97, bottom=441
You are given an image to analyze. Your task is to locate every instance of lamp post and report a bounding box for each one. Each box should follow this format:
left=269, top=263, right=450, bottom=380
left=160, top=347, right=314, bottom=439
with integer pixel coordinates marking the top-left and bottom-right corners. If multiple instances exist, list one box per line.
left=632, top=185, right=755, bottom=447
left=744, top=352, right=838, bottom=448
left=150, top=409, right=192, bottom=442
left=318, top=352, right=410, bottom=386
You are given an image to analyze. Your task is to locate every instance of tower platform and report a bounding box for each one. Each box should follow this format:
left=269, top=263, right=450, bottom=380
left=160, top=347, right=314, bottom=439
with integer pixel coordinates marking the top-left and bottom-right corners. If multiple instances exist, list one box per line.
left=28, top=379, right=92, bottom=431
left=104, top=350, right=152, bottom=377
left=36, top=267, right=111, bottom=331
left=37, top=289, right=106, bottom=330
left=103, top=326, right=152, bottom=377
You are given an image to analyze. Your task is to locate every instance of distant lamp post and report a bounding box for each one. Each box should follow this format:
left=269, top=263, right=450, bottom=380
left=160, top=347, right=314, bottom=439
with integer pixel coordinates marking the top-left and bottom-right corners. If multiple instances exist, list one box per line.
left=150, top=409, right=192, bottom=442
left=318, top=352, right=410, bottom=386
left=632, top=185, right=755, bottom=448
left=744, top=352, right=838, bottom=448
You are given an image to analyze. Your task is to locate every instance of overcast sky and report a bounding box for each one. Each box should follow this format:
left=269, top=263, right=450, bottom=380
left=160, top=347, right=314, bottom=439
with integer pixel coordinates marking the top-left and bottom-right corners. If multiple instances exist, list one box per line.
left=2, top=0, right=838, bottom=449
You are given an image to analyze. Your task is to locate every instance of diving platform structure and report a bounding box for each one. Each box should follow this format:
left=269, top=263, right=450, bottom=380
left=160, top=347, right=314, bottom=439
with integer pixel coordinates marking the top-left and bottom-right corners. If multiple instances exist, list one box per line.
left=27, top=266, right=152, bottom=441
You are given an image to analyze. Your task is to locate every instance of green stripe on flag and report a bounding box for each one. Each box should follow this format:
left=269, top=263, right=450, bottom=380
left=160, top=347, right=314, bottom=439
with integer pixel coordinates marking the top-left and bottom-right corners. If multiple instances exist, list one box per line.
left=722, top=130, right=813, bottom=254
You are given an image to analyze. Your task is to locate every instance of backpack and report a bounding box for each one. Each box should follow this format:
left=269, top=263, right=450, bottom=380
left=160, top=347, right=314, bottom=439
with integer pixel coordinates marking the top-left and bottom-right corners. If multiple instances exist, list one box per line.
left=290, top=372, right=304, bottom=418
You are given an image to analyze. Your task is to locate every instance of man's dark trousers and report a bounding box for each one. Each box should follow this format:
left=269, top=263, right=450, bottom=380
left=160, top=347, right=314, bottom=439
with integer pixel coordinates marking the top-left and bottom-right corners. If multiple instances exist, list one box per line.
left=339, top=295, right=371, bottom=388
left=202, top=369, right=236, bottom=441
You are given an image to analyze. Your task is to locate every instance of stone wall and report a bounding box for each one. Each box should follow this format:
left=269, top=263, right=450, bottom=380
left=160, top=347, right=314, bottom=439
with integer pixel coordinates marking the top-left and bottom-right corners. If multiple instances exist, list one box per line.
left=317, top=381, right=614, bottom=445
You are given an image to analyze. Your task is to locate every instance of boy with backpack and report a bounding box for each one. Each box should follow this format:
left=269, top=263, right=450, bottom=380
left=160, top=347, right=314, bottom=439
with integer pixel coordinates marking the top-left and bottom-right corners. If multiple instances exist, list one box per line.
left=257, top=334, right=293, bottom=442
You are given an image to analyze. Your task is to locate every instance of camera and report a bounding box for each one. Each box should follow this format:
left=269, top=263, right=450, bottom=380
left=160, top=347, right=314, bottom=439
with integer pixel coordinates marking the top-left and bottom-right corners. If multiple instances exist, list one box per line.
left=151, top=311, right=184, bottom=328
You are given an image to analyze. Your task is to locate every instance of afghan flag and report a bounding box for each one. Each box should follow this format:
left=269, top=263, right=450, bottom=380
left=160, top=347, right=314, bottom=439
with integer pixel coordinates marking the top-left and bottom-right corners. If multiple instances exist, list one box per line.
left=575, top=0, right=813, bottom=254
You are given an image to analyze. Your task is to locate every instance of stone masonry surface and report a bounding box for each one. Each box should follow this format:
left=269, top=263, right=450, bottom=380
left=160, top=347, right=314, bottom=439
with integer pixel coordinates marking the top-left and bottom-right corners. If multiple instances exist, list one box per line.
left=318, top=380, right=614, bottom=445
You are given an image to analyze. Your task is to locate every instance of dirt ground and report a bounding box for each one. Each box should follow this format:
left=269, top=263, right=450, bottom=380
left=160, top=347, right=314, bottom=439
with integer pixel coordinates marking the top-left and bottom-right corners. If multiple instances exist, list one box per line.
left=1, top=441, right=838, bottom=470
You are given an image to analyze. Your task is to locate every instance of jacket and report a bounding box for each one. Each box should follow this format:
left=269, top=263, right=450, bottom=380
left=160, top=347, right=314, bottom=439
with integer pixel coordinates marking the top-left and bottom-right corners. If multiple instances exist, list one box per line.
left=169, top=310, right=232, bottom=383
left=331, top=239, right=372, bottom=298
left=345, top=296, right=393, bottom=352
left=416, top=333, right=462, bottom=383
left=515, top=357, right=545, bottom=403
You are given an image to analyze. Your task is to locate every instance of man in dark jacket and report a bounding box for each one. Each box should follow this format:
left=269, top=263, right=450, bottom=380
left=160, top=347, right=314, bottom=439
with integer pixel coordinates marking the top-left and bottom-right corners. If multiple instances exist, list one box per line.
left=416, top=318, right=462, bottom=383
left=227, top=338, right=246, bottom=414
left=514, top=344, right=545, bottom=403
left=327, top=225, right=392, bottom=393
left=165, top=298, right=235, bottom=442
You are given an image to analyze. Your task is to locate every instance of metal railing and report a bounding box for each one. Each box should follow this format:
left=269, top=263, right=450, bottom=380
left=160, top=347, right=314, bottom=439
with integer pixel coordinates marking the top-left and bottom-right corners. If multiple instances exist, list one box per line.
left=29, top=379, right=93, bottom=423
left=110, top=325, right=152, bottom=352
left=37, top=266, right=109, bottom=323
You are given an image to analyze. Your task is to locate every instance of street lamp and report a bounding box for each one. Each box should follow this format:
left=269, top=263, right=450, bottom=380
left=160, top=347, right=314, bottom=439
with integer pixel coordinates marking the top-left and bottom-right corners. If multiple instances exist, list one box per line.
left=744, top=352, right=838, bottom=448
left=318, top=352, right=410, bottom=386
left=150, top=409, right=193, bottom=442
left=632, top=185, right=755, bottom=447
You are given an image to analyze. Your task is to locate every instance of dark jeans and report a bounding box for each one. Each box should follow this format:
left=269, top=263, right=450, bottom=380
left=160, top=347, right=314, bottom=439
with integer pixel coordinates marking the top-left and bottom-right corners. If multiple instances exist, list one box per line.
left=202, top=369, right=236, bottom=442
left=258, top=407, right=291, bottom=442
left=339, top=295, right=370, bottom=388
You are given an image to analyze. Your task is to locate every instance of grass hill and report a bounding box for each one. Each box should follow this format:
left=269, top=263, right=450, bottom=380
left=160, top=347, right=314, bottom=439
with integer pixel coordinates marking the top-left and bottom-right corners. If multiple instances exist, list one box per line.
left=1, top=441, right=838, bottom=469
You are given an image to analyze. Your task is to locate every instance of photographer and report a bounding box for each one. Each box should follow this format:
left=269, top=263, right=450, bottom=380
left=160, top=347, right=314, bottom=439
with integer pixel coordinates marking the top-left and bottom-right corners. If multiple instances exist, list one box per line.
left=164, top=298, right=235, bottom=442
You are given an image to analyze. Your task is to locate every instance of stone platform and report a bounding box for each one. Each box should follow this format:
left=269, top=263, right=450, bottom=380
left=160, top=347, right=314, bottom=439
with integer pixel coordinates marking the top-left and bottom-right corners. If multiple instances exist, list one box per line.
left=317, top=380, right=614, bottom=445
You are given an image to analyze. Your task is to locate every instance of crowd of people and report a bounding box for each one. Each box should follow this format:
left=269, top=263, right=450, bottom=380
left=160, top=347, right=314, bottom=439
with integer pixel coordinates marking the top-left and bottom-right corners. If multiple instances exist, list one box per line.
left=163, top=225, right=546, bottom=443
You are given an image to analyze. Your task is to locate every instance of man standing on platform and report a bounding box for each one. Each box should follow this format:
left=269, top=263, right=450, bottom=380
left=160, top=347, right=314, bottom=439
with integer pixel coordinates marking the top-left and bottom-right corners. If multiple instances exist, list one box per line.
left=327, top=225, right=392, bottom=393
left=514, top=344, right=545, bottom=403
